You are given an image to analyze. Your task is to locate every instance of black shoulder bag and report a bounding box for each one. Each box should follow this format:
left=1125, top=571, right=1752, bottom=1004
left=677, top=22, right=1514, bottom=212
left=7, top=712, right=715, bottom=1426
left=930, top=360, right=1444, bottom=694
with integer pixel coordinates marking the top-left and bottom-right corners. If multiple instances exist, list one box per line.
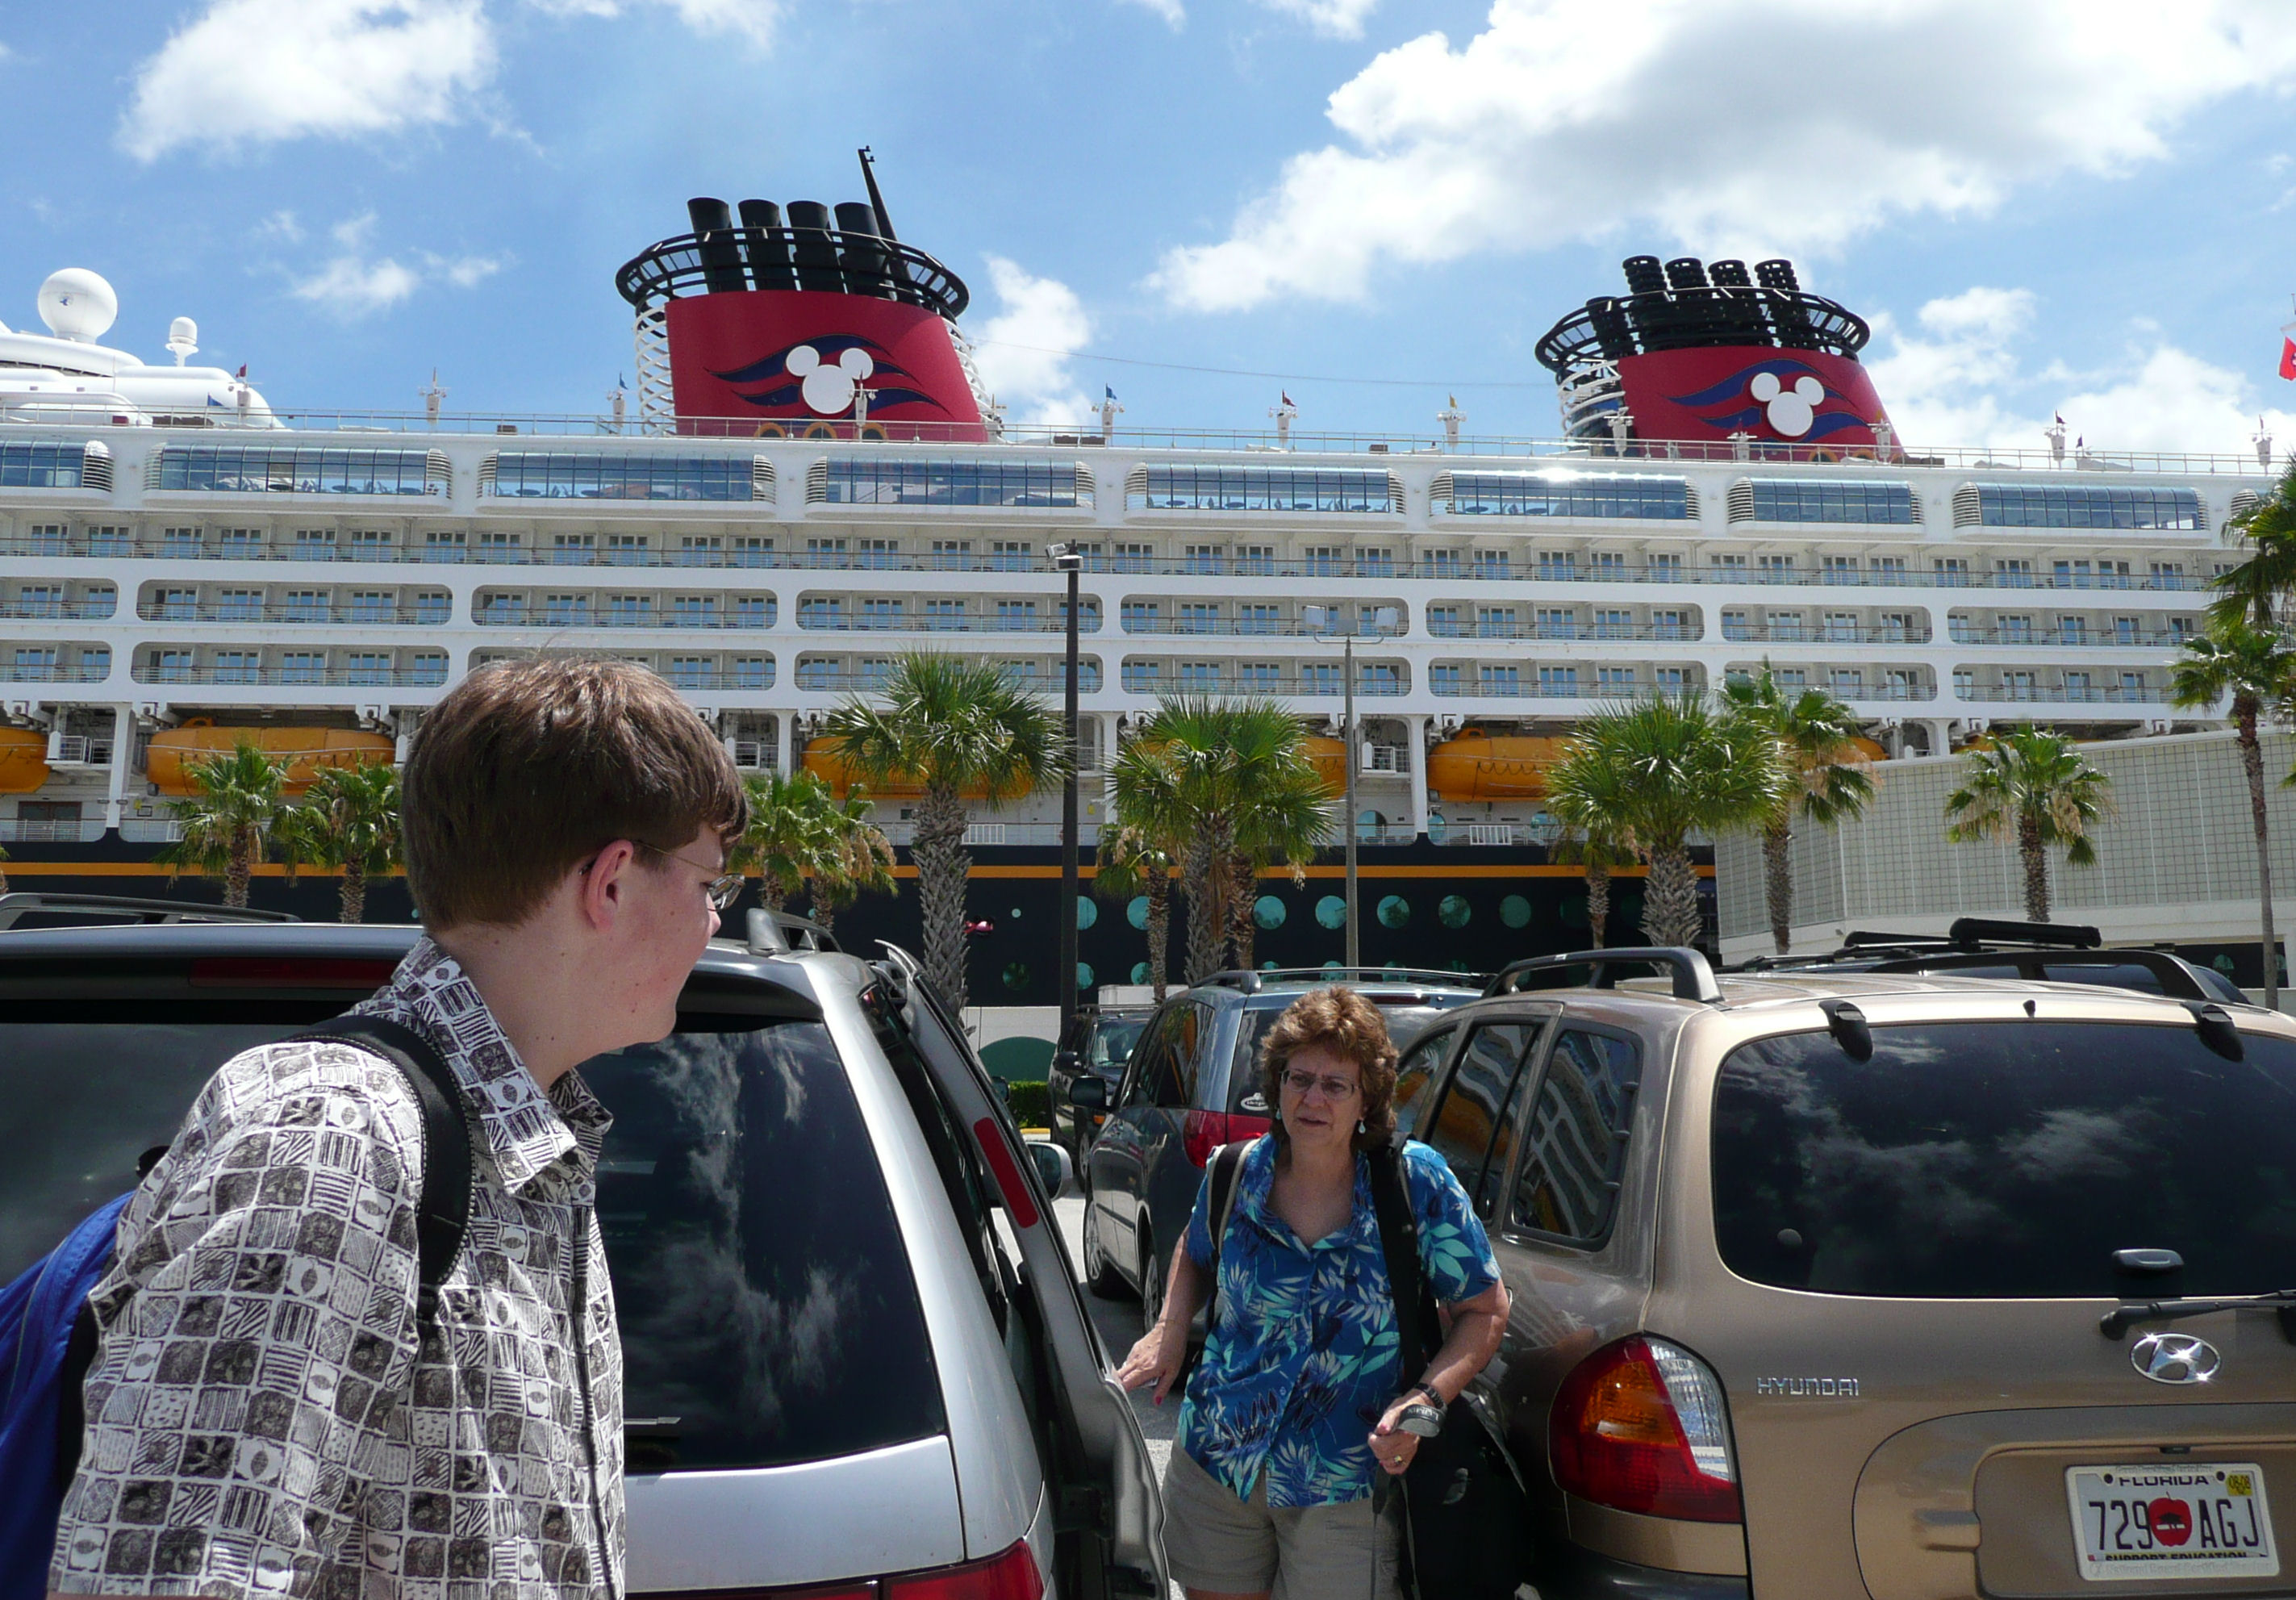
left=1367, top=1133, right=1531, bottom=1600
left=1181, top=1138, right=1251, bottom=1383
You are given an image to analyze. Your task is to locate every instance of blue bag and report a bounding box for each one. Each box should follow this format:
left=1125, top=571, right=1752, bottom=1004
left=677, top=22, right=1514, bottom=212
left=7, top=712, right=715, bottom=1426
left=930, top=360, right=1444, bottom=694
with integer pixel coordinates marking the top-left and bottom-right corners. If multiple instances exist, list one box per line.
left=0, top=1016, right=472, bottom=1600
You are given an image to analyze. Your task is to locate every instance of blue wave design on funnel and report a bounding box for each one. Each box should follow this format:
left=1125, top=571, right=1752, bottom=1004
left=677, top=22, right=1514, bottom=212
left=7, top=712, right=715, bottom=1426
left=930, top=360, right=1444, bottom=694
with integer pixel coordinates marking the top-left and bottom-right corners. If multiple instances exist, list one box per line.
left=712, top=335, right=915, bottom=386
left=1664, top=357, right=1825, bottom=409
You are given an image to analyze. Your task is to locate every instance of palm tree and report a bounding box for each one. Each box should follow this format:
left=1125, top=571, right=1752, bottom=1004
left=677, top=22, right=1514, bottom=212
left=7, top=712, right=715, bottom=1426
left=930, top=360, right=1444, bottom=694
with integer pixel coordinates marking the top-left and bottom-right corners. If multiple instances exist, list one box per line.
left=1108, top=699, right=1332, bottom=984
left=2171, top=620, right=2296, bottom=1005
left=0, top=842, right=10, bottom=896
left=1548, top=823, right=1632, bottom=947
left=799, top=787, right=895, bottom=938
left=2210, top=461, right=2296, bottom=629
left=1943, top=725, right=2114, bottom=922
left=1543, top=693, right=1785, bottom=948
left=820, top=654, right=1065, bottom=1009
left=280, top=762, right=401, bottom=923
left=1095, top=823, right=1177, bottom=1001
left=1722, top=668, right=1877, bottom=955
left=155, top=740, right=292, bottom=909
left=733, top=768, right=837, bottom=913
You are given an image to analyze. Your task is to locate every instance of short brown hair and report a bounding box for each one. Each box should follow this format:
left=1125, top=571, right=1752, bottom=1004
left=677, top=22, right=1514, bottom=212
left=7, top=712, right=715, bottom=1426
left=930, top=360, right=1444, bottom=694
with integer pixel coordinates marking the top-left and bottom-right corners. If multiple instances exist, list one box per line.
left=403, top=658, right=747, bottom=930
left=1259, top=986, right=1401, bottom=1153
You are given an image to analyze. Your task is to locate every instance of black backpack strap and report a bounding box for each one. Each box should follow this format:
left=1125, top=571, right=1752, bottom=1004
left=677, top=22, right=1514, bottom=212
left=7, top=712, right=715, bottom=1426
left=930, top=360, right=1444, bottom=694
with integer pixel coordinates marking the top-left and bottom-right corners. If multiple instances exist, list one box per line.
left=293, top=1015, right=474, bottom=1322
left=1201, top=1138, right=1250, bottom=1326
left=1367, top=1131, right=1442, bottom=1384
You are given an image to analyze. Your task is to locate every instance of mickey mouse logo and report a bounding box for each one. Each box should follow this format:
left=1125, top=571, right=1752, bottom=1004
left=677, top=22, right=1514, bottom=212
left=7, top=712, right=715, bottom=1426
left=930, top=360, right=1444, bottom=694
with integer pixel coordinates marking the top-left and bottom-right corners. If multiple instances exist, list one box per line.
left=1751, top=371, right=1825, bottom=437
left=787, top=344, right=875, bottom=415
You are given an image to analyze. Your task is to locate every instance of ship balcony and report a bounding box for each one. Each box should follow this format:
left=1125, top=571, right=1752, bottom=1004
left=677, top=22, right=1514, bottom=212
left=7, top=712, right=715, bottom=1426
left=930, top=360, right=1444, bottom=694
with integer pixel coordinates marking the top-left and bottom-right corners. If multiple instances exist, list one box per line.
left=1117, top=607, right=1402, bottom=639
left=1945, top=619, right=2191, bottom=648
left=1714, top=616, right=1932, bottom=645
left=1723, top=664, right=1938, bottom=703
left=1118, top=660, right=1406, bottom=697
left=137, top=599, right=451, bottom=626
left=0, top=595, right=118, bottom=620
left=469, top=650, right=775, bottom=692
left=795, top=599, right=1099, bottom=634
left=794, top=657, right=1098, bottom=694
left=474, top=599, right=779, bottom=629
left=1426, top=669, right=1702, bottom=702
left=1956, top=676, right=2166, bottom=704
left=131, top=646, right=449, bottom=689
left=0, top=645, right=112, bottom=683
left=1424, top=614, right=1702, bottom=643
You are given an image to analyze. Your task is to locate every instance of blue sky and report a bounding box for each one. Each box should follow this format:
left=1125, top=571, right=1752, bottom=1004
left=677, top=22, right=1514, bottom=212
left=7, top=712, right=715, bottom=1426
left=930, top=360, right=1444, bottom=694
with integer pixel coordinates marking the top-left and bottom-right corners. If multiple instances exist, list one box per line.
left=7, top=0, right=2296, bottom=453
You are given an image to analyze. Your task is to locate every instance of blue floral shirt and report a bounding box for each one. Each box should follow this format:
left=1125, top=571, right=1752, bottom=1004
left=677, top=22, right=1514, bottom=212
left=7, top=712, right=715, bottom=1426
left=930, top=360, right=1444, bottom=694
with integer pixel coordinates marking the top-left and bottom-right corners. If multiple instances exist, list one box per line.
left=1176, top=1136, right=1500, bottom=1508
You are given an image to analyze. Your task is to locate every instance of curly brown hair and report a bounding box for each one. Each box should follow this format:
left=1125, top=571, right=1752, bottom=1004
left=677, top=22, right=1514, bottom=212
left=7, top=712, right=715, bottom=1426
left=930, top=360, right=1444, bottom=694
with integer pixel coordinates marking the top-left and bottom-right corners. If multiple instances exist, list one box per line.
left=1258, top=986, right=1400, bottom=1153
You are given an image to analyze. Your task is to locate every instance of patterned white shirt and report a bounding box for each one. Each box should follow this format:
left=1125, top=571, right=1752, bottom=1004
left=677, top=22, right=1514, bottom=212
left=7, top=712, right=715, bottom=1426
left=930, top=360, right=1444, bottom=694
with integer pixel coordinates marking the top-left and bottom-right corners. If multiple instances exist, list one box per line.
left=51, top=938, right=625, bottom=1600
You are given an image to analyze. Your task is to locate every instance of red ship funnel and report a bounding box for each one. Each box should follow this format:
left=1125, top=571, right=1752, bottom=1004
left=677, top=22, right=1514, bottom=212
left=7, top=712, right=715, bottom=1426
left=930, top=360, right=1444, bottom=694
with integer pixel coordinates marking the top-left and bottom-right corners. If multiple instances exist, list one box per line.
left=1536, top=255, right=1893, bottom=457
left=617, top=161, right=984, bottom=441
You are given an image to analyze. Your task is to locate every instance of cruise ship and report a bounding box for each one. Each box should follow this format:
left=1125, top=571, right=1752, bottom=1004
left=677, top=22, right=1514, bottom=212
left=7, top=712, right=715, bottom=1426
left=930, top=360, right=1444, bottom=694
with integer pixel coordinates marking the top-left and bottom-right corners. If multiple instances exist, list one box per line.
left=0, top=166, right=2269, bottom=995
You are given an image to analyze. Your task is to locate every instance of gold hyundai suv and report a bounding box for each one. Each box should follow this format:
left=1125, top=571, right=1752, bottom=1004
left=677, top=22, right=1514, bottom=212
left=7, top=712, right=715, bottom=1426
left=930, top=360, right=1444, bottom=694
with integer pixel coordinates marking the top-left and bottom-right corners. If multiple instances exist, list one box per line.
left=1392, top=947, right=2296, bottom=1600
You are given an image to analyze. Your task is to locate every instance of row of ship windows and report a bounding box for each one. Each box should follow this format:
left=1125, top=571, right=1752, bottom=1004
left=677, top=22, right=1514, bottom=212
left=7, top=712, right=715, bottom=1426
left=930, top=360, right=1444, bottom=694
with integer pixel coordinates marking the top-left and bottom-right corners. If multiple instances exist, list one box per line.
left=0, top=642, right=2160, bottom=708
left=0, top=442, right=2231, bottom=529
left=0, top=523, right=2234, bottom=592
left=0, top=583, right=2202, bottom=646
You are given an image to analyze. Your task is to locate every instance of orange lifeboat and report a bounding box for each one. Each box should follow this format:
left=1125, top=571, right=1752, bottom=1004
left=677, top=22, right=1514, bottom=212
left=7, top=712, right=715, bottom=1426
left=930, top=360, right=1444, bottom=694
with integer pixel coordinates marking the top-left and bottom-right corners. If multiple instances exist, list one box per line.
left=800, top=738, right=997, bottom=801
left=146, top=725, right=394, bottom=798
left=1426, top=730, right=1571, bottom=803
left=0, top=727, right=49, bottom=795
left=1301, top=735, right=1348, bottom=797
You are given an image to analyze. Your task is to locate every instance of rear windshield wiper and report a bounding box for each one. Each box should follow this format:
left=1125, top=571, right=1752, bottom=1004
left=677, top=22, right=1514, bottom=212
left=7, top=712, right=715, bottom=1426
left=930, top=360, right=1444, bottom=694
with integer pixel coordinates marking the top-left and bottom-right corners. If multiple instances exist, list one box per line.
left=2101, top=1289, right=2296, bottom=1340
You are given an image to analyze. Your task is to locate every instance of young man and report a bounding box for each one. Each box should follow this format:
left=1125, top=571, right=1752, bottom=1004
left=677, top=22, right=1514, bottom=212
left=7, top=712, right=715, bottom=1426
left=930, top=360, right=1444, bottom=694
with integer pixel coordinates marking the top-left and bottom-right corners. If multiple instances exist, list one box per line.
left=48, top=658, right=746, bottom=1600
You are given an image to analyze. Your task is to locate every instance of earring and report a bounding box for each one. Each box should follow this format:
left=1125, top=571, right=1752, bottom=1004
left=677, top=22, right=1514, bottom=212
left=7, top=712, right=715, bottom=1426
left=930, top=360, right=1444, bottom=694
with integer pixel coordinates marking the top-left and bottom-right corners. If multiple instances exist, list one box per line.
left=1356, top=1118, right=1366, bottom=1134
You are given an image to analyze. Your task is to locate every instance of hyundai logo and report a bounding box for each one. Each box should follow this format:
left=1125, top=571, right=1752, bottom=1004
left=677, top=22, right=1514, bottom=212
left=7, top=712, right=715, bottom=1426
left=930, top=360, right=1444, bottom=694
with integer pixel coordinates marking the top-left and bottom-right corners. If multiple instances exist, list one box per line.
left=2131, top=1332, right=2221, bottom=1385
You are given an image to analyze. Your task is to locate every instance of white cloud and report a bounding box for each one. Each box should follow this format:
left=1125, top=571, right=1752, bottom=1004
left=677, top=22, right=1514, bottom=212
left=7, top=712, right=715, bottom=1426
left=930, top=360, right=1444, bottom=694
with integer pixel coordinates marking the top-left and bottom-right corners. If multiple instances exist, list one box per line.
left=120, top=0, right=496, bottom=162
left=971, top=257, right=1095, bottom=429
left=525, top=0, right=785, bottom=48
left=288, top=213, right=503, bottom=316
left=1869, top=286, right=2296, bottom=457
left=1117, top=0, right=1186, bottom=29
left=1260, top=0, right=1376, bottom=40
left=1153, top=0, right=2296, bottom=312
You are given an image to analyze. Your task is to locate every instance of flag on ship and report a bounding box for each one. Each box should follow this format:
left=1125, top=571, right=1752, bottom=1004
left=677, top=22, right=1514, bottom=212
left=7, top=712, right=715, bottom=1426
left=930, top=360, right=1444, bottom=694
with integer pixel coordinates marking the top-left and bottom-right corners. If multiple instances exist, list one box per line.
left=1104, top=385, right=1117, bottom=400
left=2280, top=320, right=2296, bottom=381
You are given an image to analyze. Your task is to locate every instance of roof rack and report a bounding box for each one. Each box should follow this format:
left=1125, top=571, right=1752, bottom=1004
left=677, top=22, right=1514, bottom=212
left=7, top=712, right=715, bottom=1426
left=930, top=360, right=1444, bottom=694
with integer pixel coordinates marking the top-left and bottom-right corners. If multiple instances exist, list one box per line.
left=1199, top=967, right=1483, bottom=996
left=1863, top=946, right=2221, bottom=1001
left=0, top=892, right=299, bottom=930
left=744, top=907, right=841, bottom=955
left=1484, top=947, right=1722, bottom=1005
left=1945, top=917, right=2101, bottom=950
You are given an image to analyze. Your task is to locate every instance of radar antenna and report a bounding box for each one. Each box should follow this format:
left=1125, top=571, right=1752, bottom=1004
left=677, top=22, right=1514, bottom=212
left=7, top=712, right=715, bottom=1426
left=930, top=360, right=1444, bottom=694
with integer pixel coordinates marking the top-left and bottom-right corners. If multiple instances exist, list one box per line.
left=421, top=370, right=447, bottom=428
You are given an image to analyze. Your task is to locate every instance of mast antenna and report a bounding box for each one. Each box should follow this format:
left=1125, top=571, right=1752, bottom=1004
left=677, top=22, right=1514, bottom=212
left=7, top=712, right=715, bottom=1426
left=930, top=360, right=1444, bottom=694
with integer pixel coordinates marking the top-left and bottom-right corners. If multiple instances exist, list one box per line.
left=858, top=146, right=899, bottom=243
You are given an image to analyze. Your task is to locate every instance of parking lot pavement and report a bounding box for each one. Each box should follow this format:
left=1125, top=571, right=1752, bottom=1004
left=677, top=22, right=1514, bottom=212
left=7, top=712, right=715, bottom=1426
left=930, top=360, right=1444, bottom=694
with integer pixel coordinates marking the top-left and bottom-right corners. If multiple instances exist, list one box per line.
left=1051, top=1191, right=1177, bottom=1483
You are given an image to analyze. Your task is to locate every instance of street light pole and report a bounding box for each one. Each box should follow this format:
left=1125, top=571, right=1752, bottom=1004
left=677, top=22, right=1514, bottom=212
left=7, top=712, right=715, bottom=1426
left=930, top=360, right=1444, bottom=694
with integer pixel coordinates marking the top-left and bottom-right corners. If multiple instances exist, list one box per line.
left=1343, top=632, right=1359, bottom=968
left=1053, top=542, right=1083, bottom=1037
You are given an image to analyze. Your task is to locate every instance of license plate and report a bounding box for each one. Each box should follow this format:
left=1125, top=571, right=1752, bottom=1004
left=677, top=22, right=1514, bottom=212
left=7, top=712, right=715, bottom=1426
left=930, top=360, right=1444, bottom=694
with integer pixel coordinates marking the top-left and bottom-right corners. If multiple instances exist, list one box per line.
left=2065, top=1463, right=2278, bottom=1581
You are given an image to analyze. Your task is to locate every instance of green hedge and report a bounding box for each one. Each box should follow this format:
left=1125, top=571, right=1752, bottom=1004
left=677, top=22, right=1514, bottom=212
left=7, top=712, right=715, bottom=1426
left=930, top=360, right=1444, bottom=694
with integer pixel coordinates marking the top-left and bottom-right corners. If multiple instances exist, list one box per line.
left=1004, top=1080, right=1050, bottom=1129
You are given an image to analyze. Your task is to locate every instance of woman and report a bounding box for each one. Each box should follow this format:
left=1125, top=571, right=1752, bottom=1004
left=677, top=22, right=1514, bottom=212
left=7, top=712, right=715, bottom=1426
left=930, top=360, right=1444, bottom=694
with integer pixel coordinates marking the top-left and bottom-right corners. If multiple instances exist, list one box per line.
left=1117, top=987, right=1509, bottom=1600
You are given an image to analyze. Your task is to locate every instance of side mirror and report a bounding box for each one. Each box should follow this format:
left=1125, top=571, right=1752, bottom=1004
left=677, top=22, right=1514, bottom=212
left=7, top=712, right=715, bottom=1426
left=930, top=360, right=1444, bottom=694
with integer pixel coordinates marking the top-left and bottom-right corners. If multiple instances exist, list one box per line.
left=1068, top=1076, right=1108, bottom=1110
left=1029, top=1139, right=1075, bottom=1199
left=1053, top=1050, right=1081, bottom=1076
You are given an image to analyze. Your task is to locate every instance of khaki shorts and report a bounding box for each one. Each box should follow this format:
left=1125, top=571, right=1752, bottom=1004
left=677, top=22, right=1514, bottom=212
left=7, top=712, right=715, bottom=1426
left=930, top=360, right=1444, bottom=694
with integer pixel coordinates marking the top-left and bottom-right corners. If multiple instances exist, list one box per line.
left=1161, top=1444, right=1400, bottom=1598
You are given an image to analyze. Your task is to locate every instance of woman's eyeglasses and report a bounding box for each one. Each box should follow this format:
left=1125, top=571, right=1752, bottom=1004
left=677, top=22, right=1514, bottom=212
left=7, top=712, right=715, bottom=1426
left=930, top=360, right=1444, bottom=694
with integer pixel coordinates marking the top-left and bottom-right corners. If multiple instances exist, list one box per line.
left=1280, top=1068, right=1360, bottom=1101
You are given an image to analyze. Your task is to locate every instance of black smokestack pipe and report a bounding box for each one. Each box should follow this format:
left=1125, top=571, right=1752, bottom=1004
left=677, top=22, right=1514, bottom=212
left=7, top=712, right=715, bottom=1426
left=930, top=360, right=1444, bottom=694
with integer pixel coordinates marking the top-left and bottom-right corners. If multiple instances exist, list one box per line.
left=835, top=203, right=894, bottom=299
left=1621, top=255, right=1666, bottom=296
left=687, top=197, right=745, bottom=294
left=858, top=147, right=922, bottom=307
left=1757, top=258, right=1815, bottom=348
left=1585, top=297, right=1636, bottom=360
left=786, top=200, right=844, bottom=293
left=737, top=198, right=795, bottom=290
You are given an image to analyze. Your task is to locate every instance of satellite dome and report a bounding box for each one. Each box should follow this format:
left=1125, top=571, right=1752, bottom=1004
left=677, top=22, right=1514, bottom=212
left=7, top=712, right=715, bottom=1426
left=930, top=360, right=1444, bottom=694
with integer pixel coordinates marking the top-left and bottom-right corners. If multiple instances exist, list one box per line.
left=38, top=269, right=118, bottom=341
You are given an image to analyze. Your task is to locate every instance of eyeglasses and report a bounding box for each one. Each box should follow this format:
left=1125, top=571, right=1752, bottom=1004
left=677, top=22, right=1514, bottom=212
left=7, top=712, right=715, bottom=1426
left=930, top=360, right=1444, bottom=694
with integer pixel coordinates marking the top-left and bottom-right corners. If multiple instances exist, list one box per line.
left=1280, top=1068, right=1360, bottom=1101
left=633, top=841, right=745, bottom=910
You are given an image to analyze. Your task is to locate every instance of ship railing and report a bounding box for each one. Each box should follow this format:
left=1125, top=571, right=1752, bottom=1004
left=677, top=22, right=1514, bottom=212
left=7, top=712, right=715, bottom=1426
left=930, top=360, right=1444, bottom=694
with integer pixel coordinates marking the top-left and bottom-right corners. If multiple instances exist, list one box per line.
left=1943, top=625, right=2187, bottom=649
left=136, top=603, right=450, bottom=626
left=0, top=664, right=112, bottom=684
left=1959, top=684, right=2168, bottom=704
left=1117, top=617, right=1405, bottom=639
left=0, top=599, right=119, bottom=620
left=791, top=614, right=1102, bottom=635
left=0, top=411, right=2272, bottom=476
left=0, top=819, right=108, bottom=843
left=126, top=664, right=450, bottom=688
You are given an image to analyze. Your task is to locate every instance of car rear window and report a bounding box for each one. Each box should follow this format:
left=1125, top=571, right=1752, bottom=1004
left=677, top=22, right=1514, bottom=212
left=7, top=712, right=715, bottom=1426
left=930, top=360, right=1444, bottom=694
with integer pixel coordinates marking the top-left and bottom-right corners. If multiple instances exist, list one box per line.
left=579, top=1016, right=945, bottom=1471
left=0, top=1004, right=944, bottom=1473
left=1713, top=1021, right=2296, bottom=1298
left=1088, top=1015, right=1147, bottom=1071
left=1226, top=996, right=1472, bottom=1110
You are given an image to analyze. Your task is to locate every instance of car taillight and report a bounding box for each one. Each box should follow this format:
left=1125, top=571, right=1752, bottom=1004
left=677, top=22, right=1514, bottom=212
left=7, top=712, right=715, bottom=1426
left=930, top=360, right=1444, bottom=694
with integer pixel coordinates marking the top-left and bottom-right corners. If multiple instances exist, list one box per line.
left=1181, top=1109, right=1273, bottom=1166
left=884, top=1540, right=1043, bottom=1600
left=1551, top=1335, right=1740, bottom=1523
left=717, top=1539, right=1043, bottom=1600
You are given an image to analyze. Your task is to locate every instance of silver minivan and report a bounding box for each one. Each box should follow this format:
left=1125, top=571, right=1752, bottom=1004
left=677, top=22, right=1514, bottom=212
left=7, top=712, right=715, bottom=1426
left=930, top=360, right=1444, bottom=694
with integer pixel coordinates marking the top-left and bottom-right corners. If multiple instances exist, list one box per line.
left=0, top=908, right=1168, bottom=1599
